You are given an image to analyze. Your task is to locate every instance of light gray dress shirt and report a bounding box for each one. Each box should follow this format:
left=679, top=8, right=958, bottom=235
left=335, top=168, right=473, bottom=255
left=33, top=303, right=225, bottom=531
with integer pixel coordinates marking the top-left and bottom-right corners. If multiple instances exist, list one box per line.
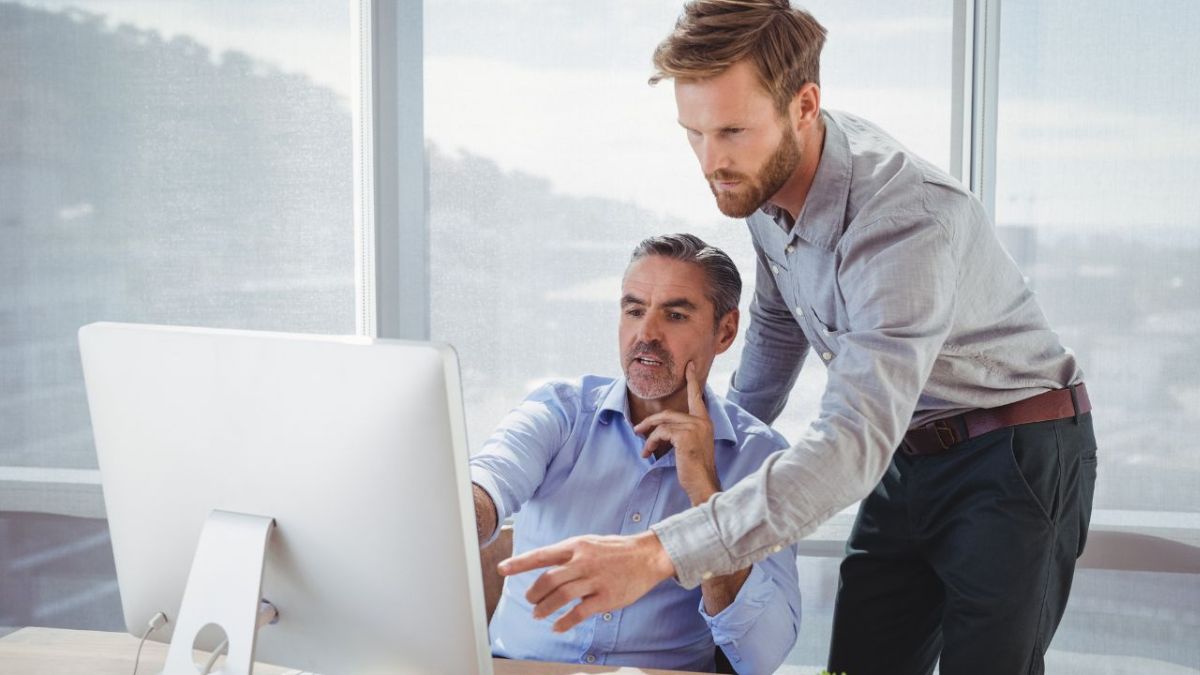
left=651, top=109, right=1083, bottom=588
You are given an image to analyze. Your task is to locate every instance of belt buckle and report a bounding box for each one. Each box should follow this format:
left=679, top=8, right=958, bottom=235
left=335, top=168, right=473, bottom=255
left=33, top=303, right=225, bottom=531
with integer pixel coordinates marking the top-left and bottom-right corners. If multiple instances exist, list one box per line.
left=933, top=419, right=959, bottom=450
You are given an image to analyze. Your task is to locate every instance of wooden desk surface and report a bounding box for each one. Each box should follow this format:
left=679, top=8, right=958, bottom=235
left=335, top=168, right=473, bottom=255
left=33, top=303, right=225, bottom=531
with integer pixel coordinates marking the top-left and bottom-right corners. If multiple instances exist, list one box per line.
left=0, top=627, right=692, bottom=674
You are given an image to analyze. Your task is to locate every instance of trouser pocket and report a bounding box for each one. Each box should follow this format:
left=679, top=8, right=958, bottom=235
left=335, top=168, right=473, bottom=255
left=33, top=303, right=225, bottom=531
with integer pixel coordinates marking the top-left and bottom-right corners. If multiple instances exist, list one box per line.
left=1006, top=421, right=1062, bottom=524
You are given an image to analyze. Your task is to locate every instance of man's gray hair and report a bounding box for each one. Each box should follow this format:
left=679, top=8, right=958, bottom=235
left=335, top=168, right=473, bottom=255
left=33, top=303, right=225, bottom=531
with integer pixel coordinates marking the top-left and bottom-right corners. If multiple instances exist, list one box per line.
left=628, top=233, right=742, bottom=327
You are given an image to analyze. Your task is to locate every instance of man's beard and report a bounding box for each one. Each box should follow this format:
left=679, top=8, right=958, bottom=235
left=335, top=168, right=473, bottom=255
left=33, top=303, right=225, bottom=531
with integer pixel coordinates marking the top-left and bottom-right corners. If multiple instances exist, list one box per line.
left=623, top=342, right=678, bottom=400
left=708, top=132, right=802, bottom=218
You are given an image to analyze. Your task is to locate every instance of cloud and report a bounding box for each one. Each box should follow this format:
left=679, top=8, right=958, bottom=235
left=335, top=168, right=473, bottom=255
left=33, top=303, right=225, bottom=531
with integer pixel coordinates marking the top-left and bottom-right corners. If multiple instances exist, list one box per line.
left=426, top=57, right=954, bottom=226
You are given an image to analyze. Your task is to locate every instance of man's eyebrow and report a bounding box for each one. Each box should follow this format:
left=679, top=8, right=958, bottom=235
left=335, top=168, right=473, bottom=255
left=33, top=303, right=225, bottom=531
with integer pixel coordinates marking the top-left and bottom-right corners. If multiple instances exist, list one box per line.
left=662, top=298, right=698, bottom=311
left=620, top=295, right=698, bottom=311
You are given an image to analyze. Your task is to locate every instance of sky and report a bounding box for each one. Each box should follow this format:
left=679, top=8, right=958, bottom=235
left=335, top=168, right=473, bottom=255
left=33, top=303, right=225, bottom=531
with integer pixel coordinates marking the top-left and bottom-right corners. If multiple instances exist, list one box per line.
left=16, top=0, right=1200, bottom=234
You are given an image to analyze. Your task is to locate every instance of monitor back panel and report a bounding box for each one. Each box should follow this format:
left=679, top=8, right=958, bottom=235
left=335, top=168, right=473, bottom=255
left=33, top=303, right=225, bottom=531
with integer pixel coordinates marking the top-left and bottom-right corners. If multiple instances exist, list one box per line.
left=79, top=322, right=491, bottom=675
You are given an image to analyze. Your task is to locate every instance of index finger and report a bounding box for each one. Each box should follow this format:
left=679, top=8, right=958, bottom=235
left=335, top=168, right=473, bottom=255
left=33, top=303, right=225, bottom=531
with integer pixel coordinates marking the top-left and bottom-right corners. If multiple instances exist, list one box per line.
left=498, top=541, right=573, bottom=576
left=685, top=361, right=706, bottom=417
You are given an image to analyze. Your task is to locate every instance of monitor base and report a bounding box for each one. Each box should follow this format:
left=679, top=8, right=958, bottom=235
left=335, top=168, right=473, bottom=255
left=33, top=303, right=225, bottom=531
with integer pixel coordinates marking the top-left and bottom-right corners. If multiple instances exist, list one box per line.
left=161, top=510, right=275, bottom=675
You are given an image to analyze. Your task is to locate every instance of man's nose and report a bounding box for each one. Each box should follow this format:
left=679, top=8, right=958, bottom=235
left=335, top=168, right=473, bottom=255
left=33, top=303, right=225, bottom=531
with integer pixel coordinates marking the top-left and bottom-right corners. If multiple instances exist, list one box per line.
left=637, top=315, right=664, bottom=343
left=697, top=139, right=729, bottom=177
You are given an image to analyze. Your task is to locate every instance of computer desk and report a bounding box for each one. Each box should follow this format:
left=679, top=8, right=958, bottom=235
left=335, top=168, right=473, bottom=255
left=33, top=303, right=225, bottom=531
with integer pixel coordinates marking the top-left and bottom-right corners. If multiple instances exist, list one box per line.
left=0, top=627, right=693, bottom=674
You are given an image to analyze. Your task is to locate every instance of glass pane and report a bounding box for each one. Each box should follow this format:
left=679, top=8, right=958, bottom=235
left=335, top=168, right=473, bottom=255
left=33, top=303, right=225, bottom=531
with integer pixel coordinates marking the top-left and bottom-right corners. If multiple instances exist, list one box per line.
left=1050, top=568, right=1199, bottom=674
left=997, top=1, right=1200, bottom=669
left=1, top=0, right=354, bottom=630
left=997, top=1, right=1200, bottom=516
left=425, top=0, right=952, bottom=450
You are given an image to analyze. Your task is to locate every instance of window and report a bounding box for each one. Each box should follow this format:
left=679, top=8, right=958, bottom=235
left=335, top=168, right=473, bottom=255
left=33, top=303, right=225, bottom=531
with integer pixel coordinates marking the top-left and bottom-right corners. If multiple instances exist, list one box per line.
left=996, top=0, right=1200, bottom=670
left=0, top=0, right=355, bottom=631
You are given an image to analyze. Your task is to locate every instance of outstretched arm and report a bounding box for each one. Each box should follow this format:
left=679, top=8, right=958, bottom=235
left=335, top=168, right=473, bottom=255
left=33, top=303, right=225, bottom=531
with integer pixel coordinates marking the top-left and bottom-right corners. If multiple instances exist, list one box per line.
left=473, top=483, right=498, bottom=546
left=498, top=531, right=675, bottom=632
left=469, top=381, right=576, bottom=546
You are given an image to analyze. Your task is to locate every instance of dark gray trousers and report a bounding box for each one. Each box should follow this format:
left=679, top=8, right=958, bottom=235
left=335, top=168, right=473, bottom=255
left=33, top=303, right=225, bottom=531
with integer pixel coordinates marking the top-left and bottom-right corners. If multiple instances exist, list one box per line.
left=827, top=413, right=1098, bottom=675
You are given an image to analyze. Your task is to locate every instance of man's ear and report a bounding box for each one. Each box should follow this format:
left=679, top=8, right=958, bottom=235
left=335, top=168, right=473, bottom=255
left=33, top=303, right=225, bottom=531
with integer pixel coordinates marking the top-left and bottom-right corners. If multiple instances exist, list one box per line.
left=714, top=308, right=739, bottom=355
left=788, top=82, right=821, bottom=134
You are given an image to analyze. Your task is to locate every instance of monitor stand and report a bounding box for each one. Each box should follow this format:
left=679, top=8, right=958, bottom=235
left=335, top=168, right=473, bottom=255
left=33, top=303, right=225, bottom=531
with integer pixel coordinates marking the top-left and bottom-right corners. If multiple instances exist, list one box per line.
left=162, top=510, right=277, bottom=675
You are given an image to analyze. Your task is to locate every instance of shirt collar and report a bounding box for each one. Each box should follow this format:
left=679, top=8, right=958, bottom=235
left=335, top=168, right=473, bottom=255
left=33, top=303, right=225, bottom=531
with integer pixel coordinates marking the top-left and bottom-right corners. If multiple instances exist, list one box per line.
left=760, top=109, right=851, bottom=253
left=598, top=377, right=739, bottom=446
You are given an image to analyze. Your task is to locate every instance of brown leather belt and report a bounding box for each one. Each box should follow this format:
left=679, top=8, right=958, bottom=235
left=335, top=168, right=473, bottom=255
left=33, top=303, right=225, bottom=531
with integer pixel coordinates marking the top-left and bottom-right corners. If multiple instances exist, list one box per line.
left=900, top=383, right=1091, bottom=456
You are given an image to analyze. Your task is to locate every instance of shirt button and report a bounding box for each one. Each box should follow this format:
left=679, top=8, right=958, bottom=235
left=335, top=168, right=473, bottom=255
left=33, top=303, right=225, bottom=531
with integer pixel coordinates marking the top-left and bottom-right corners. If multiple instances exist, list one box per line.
left=795, top=307, right=804, bottom=317
left=584, top=654, right=596, bottom=663
left=771, top=264, right=780, bottom=274
left=785, top=244, right=795, bottom=254
left=701, top=571, right=714, bottom=581
left=822, top=351, right=832, bottom=361
left=772, top=545, right=783, bottom=553
left=602, top=612, right=613, bottom=621
left=631, top=512, right=642, bottom=523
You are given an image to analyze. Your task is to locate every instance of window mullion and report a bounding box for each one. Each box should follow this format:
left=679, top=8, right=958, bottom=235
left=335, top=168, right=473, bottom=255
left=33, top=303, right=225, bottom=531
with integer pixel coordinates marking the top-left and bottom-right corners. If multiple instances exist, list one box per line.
left=353, top=0, right=428, bottom=340
left=951, top=0, right=1001, bottom=221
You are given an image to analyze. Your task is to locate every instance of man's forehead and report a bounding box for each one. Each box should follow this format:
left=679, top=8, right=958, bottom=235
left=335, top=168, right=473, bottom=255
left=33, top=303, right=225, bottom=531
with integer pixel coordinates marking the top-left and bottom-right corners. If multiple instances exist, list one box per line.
left=674, top=61, right=774, bottom=124
left=621, top=258, right=709, bottom=304
left=621, top=277, right=702, bottom=299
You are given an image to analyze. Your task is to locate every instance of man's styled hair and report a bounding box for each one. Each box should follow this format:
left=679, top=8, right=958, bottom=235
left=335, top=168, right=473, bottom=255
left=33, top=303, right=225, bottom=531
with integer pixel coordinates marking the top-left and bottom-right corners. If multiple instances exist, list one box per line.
left=629, top=233, right=741, bottom=327
left=649, top=0, right=827, bottom=113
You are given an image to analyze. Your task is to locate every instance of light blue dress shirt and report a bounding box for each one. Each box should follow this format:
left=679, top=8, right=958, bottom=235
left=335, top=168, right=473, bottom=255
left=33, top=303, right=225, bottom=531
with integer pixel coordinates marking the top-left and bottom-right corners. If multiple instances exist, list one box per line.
left=470, top=375, right=801, bottom=674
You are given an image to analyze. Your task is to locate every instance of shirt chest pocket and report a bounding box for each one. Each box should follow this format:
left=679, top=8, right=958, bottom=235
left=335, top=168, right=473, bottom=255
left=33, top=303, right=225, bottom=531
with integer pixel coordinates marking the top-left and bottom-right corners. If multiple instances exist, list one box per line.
left=805, top=304, right=850, bottom=363
left=762, top=249, right=848, bottom=359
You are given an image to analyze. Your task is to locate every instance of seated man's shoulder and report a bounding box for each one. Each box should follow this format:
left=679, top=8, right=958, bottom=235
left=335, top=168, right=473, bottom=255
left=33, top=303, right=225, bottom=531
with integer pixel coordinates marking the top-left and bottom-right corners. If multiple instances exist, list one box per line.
left=524, top=374, right=617, bottom=417
left=716, top=394, right=790, bottom=456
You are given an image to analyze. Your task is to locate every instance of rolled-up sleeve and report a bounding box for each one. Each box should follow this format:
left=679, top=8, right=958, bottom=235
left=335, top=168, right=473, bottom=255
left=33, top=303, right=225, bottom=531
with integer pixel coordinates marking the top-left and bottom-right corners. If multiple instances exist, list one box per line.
left=698, top=545, right=802, bottom=675
left=654, top=214, right=959, bottom=587
left=469, top=382, right=575, bottom=545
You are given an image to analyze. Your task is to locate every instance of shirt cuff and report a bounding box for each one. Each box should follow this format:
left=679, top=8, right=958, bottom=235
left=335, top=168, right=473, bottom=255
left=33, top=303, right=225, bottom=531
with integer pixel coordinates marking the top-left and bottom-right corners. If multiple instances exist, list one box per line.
left=650, top=501, right=736, bottom=589
left=697, top=563, right=775, bottom=645
left=469, top=466, right=507, bottom=547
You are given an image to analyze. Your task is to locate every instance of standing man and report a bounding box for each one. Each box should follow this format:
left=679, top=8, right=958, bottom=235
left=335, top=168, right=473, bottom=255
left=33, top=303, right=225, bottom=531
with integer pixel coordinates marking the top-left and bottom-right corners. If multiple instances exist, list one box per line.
left=500, top=2, right=1098, bottom=674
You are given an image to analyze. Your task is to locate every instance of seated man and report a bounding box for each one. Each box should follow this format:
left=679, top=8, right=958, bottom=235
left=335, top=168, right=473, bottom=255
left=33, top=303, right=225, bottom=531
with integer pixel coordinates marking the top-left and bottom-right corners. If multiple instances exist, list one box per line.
left=471, top=233, right=801, bottom=674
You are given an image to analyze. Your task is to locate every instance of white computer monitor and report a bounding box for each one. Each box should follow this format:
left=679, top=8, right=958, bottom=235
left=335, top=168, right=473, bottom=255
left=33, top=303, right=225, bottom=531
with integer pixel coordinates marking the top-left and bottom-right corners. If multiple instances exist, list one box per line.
left=78, top=322, right=492, bottom=675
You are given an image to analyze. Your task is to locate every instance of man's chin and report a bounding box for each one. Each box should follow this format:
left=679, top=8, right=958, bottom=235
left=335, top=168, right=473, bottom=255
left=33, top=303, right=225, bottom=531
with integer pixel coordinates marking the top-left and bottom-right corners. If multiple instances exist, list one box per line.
left=626, top=378, right=681, bottom=401
left=713, top=191, right=764, bottom=219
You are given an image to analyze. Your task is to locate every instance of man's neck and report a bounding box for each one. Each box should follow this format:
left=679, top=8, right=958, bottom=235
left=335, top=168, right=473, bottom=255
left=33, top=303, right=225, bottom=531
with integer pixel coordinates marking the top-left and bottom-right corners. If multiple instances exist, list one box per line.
left=767, top=116, right=827, bottom=222
left=628, top=387, right=689, bottom=428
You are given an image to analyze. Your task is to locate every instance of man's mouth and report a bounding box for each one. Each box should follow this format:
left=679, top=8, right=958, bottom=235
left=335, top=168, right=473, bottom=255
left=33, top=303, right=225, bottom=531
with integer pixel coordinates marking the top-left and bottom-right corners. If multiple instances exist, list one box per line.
left=633, top=356, right=665, bottom=367
left=714, top=180, right=740, bottom=191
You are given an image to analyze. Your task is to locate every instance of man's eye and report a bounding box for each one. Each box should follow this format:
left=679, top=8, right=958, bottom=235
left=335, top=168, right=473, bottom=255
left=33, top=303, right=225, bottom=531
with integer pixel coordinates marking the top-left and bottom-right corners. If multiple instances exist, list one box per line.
left=724, top=128, right=744, bottom=136
left=669, top=312, right=687, bottom=321
left=625, top=309, right=644, bottom=317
